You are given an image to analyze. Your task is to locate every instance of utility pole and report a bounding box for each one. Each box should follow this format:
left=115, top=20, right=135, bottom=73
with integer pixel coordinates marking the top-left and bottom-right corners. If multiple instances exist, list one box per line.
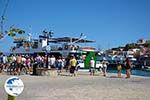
left=0, top=0, right=10, bottom=38
left=0, top=16, right=4, bottom=34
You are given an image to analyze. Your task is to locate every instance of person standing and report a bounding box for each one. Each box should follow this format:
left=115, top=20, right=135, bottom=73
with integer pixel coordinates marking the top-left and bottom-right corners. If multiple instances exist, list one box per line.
left=49, top=55, right=56, bottom=68
left=117, top=61, right=122, bottom=78
left=16, top=55, right=22, bottom=75
left=90, top=57, right=95, bottom=76
left=56, top=56, right=63, bottom=75
left=35, top=54, right=43, bottom=67
left=65, top=57, right=70, bottom=72
left=69, top=55, right=77, bottom=76
left=2, top=55, right=8, bottom=71
left=125, top=58, right=131, bottom=79
left=102, top=58, right=108, bottom=77
left=25, top=56, right=31, bottom=74
left=0, top=54, right=3, bottom=73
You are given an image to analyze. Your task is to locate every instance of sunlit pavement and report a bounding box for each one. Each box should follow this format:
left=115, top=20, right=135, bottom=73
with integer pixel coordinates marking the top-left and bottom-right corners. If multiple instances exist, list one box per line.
left=0, top=72, right=150, bottom=100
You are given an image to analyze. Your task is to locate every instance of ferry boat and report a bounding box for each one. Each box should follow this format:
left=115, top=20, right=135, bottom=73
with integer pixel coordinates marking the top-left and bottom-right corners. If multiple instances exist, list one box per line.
left=11, top=31, right=96, bottom=58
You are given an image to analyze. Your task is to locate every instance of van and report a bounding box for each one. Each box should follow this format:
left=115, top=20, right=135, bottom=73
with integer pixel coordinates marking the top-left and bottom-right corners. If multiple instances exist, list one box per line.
left=77, top=60, right=103, bottom=69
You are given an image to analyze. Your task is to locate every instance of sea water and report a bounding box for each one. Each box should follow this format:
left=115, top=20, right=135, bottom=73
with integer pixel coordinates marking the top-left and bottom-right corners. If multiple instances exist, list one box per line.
left=107, top=69, right=150, bottom=77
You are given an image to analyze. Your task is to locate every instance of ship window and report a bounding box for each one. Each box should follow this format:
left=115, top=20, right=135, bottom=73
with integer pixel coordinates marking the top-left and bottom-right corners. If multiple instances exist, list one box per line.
left=23, top=41, right=30, bottom=48
left=32, top=41, right=38, bottom=48
left=16, top=43, right=23, bottom=48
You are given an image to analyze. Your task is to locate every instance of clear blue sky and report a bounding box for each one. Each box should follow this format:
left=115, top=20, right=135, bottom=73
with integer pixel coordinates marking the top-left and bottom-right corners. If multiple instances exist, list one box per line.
left=0, top=0, right=150, bottom=52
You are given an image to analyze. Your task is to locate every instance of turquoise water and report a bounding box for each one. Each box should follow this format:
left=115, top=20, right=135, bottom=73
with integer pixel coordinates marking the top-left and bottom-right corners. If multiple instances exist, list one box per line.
left=107, top=69, right=150, bottom=77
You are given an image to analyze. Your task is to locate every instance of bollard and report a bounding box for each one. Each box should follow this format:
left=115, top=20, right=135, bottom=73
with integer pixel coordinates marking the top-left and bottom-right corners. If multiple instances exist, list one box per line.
left=8, top=94, right=16, bottom=100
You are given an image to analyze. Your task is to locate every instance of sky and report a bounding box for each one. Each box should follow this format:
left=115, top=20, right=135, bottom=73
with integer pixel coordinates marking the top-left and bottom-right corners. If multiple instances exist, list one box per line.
left=0, top=0, right=150, bottom=52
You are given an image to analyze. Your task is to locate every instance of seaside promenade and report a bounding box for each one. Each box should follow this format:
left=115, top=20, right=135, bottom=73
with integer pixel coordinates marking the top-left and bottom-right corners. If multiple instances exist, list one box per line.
left=0, top=72, right=150, bottom=100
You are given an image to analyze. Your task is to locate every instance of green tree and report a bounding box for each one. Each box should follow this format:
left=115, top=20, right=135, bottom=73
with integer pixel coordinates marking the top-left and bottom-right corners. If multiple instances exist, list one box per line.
left=111, top=46, right=124, bottom=51
left=124, top=43, right=137, bottom=51
left=0, top=26, right=25, bottom=39
left=143, top=43, right=150, bottom=48
left=0, top=26, right=25, bottom=52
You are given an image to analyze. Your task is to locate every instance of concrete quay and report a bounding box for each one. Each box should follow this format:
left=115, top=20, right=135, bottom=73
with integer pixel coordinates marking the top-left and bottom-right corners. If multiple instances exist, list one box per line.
left=0, top=72, right=150, bottom=100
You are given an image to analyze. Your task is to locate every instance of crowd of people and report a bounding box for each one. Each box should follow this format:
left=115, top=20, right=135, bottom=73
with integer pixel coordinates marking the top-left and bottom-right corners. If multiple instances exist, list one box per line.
left=0, top=54, right=77, bottom=76
left=89, top=57, right=132, bottom=79
left=0, top=53, right=132, bottom=78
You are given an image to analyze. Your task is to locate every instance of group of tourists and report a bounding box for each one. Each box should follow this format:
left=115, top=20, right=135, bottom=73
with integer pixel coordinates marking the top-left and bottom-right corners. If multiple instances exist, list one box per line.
left=89, top=57, right=108, bottom=76
left=0, top=54, right=77, bottom=76
left=0, top=53, right=132, bottom=78
left=0, top=54, right=34, bottom=75
left=117, top=58, right=132, bottom=78
left=89, top=57, right=132, bottom=79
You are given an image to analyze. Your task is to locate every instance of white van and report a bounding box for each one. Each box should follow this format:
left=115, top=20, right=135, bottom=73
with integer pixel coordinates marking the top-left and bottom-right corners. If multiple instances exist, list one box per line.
left=77, top=60, right=102, bottom=69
